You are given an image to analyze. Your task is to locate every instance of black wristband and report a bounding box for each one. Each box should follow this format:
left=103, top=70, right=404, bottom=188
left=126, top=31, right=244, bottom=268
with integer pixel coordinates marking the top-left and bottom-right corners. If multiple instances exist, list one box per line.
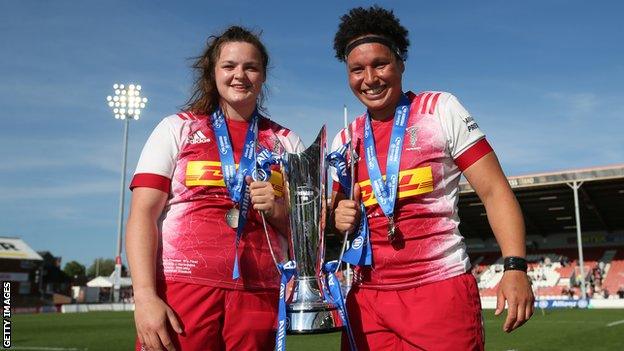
left=503, top=256, right=528, bottom=272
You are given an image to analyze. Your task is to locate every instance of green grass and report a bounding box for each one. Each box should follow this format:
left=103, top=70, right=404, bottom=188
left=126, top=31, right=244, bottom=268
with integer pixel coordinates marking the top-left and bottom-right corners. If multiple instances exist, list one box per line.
left=9, top=309, right=624, bottom=350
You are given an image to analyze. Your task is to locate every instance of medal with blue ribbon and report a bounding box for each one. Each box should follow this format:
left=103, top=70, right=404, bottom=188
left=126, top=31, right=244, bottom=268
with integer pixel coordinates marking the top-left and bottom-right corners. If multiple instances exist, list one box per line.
left=211, top=108, right=259, bottom=279
left=275, top=261, right=297, bottom=351
left=250, top=145, right=295, bottom=351
left=363, top=93, right=410, bottom=242
left=322, top=261, right=357, bottom=351
left=327, top=142, right=352, bottom=196
left=328, top=127, right=372, bottom=266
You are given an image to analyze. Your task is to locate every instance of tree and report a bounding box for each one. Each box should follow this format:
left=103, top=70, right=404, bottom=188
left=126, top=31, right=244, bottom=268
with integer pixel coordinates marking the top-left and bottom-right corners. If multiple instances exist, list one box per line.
left=63, top=261, right=86, bottom=282
left=86, top=258, right=115, bottom=278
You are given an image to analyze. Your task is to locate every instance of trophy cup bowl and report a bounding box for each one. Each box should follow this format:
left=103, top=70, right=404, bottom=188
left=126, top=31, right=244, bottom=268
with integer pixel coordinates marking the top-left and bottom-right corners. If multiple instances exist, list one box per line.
left=282, top=126, right=342, bottom=333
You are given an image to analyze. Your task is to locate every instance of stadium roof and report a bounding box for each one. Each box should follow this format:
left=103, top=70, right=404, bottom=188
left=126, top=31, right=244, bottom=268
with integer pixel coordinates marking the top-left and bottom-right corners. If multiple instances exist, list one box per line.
left=458, top=164, right=624, bottom=239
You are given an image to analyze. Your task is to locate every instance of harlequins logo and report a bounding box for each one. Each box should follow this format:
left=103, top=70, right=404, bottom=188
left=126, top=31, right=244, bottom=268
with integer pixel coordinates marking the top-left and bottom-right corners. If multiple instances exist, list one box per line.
left=406, top=126, right=419, bottom=151
left=273, top=138, right=283, bottom=154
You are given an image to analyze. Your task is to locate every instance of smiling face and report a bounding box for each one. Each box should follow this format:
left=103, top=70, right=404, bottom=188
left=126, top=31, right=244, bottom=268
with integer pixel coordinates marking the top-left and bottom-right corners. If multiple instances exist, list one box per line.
left=346, top=41, right=404, bottom=120
left=215, top=41, right=265, bottom=118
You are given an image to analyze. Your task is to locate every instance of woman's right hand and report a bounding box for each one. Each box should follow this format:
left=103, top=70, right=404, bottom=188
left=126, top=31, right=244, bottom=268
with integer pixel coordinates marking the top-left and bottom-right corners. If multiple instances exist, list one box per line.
left=134, top=293, right=183, bottom=351
left=334, top=183, right=362, bottom=234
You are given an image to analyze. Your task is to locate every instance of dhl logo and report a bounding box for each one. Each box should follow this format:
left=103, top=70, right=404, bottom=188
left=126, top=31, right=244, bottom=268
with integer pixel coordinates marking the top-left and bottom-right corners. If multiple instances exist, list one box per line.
left=359, top=166, right=434, bottom=207
left=185, top=161, right=284, bottom=197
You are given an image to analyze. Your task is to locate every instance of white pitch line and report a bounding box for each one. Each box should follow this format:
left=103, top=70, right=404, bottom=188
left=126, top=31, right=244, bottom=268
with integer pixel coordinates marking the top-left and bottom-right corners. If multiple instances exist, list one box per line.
left=11, top=348, right=86, bottom=351
left=606, top=319, right=624, bottom=327
left=484, top=320, right=603, bottom=324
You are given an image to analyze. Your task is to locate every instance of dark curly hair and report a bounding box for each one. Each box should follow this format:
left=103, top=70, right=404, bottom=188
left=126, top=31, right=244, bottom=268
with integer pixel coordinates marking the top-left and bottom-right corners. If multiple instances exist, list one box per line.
left=184, top=26, right=269, bottom=115
left=333, top=6, right=409, bottom=62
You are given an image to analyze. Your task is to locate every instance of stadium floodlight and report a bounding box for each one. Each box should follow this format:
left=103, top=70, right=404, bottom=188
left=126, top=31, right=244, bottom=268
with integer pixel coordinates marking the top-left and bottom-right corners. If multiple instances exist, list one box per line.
left=566, top=181, right=587, bottom=299
left=106, top=83, right=148, bottom=303
left=107, top=84, right=147, bottom=121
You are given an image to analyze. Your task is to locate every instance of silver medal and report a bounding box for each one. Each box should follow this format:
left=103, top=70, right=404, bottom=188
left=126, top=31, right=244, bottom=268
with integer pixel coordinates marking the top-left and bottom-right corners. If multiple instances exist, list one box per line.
left=225, top=207, right=240, bottom=228
left=387, top=216, right=396, bottom=242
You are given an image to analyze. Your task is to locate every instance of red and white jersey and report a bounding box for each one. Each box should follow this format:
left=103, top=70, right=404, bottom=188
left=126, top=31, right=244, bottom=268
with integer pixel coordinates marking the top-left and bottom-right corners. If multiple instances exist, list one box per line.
left=130, top=111, right=304, bottom=290
left=331, top=91, right=493, bottom=290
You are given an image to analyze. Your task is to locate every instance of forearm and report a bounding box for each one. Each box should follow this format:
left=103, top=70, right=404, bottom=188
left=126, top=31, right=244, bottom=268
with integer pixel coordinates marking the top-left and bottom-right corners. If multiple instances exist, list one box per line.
left=483, top=186, right=526, bottom=258
left=125, top=188, right=167, bottom=301
left=126, top=214, right=159, bottom=299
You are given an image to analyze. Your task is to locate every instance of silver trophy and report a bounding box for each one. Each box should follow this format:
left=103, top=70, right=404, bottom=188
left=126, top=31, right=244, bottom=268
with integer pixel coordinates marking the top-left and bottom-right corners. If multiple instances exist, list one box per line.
left=282, top=126, right=343, bottom=333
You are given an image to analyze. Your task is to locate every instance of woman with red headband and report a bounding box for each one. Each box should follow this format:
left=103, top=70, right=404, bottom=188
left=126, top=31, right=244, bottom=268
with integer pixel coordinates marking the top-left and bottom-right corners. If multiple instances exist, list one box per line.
left=331, top=6, right=534, bottom=350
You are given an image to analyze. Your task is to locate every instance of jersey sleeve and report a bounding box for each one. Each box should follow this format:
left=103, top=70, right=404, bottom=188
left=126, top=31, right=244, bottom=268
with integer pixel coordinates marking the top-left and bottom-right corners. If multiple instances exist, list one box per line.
left=129, top=116, right=182, bottom=193
left=439, top=93, right=492, bottom=171
left=277, top=129, right=305, bottom=154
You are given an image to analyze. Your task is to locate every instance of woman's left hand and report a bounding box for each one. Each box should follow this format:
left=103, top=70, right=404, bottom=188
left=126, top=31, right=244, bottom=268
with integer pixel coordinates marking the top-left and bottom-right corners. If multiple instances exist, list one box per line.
left=248, top=176, right=276, bottom=217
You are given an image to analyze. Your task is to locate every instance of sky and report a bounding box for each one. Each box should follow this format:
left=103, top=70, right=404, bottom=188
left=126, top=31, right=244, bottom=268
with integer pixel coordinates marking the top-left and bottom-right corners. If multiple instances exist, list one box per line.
left=1, top=0, right=623, bottom=268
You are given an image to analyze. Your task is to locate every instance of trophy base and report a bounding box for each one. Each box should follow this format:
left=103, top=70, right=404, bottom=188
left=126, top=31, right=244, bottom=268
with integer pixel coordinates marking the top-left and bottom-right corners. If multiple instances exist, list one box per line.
left=286, top=306, right=343, bottom=334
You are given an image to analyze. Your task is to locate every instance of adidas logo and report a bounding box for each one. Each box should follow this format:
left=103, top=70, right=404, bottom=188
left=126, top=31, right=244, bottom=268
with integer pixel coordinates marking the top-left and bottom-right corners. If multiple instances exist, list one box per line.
left=188, top=131, right=210, bottom=144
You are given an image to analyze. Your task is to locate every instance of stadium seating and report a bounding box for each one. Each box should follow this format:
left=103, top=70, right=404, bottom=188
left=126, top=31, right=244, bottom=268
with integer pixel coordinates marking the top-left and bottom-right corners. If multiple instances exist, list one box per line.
left=472, top=247, right=624, bottom=299
left=603, top=259, right=624, bottom=295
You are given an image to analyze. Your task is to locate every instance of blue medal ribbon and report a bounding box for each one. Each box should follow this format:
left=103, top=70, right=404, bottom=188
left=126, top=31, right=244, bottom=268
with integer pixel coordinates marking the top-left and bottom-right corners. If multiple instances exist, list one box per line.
left=231, top=189, right=252, bottom=280
left=252, top=147, right=294, bottom=351
left=211, top=108, right=259, bottom=280
left=254, top=147, right=281, bottom=182
left=363, top=94, right=410, bottom=226
left=342, top=202, right=372, bottom=266
left=322, top=261, right=357, bottom=351
left=327, top=138, right=371, bottom=266
left=275, top=261, right=297, bottom=351
left=327, top=142, right=352, bottom=196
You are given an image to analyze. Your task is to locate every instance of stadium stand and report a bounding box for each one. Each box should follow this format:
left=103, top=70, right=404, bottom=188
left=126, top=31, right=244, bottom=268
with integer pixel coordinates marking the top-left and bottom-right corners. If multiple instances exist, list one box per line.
left=460, top=164, right=624, bottom=300
left=602, top=250, right=624, bottom=297
left=472, top=247, right=624, bottom=299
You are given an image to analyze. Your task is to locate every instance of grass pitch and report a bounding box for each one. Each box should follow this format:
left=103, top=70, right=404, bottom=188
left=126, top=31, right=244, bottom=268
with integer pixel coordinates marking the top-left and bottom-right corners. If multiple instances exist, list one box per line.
left=9, top=309, right=624, bottom=350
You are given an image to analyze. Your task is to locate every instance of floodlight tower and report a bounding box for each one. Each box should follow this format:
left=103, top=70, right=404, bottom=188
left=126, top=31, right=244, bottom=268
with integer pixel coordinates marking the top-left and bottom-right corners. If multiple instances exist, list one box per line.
left=106, top=84, right=148, bottom=302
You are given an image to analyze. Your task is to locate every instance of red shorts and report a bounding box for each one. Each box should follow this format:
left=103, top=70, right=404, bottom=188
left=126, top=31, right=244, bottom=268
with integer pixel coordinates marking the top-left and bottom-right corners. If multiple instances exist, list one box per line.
left=135, top=280, right=278, bottom=351
left=342, top=273, right=484, bottom=351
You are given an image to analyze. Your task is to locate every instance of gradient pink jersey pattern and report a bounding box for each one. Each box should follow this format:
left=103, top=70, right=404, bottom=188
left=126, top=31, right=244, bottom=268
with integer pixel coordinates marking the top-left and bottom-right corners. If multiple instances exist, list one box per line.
left=331, top=91, right=493, bottom=290
left=130, top=111, right=304, bottom=290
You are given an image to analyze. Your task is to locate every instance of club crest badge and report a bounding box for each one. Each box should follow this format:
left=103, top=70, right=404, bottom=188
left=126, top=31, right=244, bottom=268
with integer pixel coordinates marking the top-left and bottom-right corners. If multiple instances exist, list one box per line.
left=273, top=138, right=283, bottom=154
left=406, top=126, right=420, bottom=151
